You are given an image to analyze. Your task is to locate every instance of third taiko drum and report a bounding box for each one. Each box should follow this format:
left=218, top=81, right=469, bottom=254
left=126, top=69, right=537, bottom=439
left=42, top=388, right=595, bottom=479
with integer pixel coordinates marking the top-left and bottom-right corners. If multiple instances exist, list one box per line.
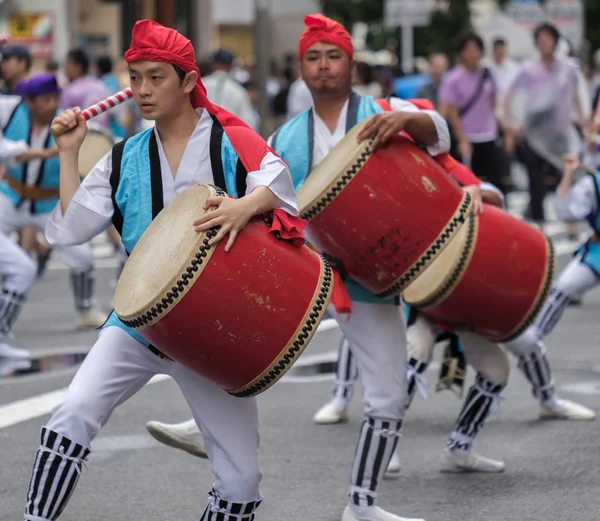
left=403, top=204, right=555, bottom=342
left=297, top=117, right=473, bottom=298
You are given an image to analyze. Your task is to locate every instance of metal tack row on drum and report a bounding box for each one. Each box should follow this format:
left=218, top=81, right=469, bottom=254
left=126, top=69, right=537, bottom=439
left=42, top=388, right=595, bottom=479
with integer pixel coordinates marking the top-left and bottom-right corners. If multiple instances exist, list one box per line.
left=297, top=119, right=474, bottom=298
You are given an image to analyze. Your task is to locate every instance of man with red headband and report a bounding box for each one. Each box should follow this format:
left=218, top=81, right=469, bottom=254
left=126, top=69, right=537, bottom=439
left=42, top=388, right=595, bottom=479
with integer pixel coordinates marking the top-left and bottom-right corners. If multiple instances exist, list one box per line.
left=20, top=20, right=299, bottom=521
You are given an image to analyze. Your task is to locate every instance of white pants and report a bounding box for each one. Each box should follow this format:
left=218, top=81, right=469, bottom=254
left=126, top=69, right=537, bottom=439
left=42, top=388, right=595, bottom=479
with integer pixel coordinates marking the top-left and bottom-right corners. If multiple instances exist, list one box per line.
left=46, top=327, right=262, bottom=502
left=408, top=314, right=510, bottom=385
left=0, top=231, right=36, bottom=294
left=0, top=193, right=93, bottom=273
left=328, top=301, right=408, bottom=421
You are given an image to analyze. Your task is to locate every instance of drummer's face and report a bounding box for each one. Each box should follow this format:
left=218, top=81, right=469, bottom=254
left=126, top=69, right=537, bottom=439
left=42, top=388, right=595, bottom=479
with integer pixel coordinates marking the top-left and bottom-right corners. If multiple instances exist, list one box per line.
left=27, top=92, right=60, bottom=124
left=129, top=61, right=195, bottom=120
left=301, top=43, right=352, bottom=95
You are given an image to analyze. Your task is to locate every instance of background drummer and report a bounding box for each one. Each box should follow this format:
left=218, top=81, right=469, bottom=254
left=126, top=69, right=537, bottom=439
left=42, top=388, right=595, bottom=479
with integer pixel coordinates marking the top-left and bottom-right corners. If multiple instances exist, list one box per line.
left=0, top=73, right=105, bottom=330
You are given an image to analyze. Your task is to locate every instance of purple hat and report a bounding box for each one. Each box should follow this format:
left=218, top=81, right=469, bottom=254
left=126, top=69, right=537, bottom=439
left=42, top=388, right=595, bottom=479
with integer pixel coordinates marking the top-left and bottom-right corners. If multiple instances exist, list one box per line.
left=21, top=73, right=61, bottom=98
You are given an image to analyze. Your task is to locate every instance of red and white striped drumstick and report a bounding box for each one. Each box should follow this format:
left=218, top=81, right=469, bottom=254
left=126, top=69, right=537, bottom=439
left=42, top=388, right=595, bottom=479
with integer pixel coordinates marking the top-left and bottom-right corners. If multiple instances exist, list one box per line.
left=50, top=87, right=133, bottom=137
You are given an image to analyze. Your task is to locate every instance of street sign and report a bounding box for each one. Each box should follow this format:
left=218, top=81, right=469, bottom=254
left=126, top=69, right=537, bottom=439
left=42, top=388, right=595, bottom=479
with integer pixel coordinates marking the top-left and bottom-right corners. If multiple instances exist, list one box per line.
left=384, top=0, right=431, bottom=28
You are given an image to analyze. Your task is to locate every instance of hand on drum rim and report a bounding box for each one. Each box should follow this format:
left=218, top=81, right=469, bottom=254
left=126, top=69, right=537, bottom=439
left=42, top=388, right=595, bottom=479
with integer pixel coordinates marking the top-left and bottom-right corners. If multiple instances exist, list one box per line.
left=193, top=195, right=255, bottom=252
left=356, top=112, right=409, bottom=150
left=463, top=185, right=483, bottom=215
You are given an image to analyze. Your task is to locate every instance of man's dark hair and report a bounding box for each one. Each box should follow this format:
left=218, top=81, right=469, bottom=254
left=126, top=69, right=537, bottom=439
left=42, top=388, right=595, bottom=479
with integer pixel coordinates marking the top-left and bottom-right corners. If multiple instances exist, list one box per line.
left=493, top=38, right=506, bottom=48
left=455, top=30, right=484, bottom=54
left=173, top=65, right=186, bottom=84
left=534, top=23, right=560, bottom=45
left=66, top=48, right=90, bottom=75
left=96, top=55, right=113, bottom=76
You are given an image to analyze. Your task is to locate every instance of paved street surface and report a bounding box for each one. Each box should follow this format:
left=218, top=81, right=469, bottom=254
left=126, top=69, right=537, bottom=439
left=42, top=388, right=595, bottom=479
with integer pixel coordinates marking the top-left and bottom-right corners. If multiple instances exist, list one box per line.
left=1, top=199, right=600, bottom=520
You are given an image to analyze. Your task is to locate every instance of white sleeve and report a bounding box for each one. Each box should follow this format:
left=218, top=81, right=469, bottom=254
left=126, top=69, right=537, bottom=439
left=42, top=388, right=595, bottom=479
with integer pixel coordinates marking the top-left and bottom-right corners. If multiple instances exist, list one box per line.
left=0, top=136, right=29, bottom=163
left=554, top=175, right=597, bottom=222
left=388, top=97, right=450, bottom=156
left=245, top=151, right=299, bottom=216
left=0, top=96, right=29, bottom=163
left=45, top=151, right=115, bottom=246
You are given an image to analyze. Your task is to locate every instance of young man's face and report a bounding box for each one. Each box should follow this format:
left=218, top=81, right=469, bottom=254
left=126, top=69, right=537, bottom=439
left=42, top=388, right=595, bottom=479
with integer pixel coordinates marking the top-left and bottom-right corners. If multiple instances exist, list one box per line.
left=128, top=61, right=194, bottom=121
left=1, top=57, right=27, bottom=83
left=301, top=42, right=354, bottom=97
left=27, top=92, right=60, bottom=124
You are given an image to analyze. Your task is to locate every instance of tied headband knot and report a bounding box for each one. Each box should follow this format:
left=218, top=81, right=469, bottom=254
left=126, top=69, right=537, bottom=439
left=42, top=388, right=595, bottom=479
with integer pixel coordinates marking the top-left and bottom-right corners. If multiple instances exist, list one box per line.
left=298, top=13, right=354, bottom=60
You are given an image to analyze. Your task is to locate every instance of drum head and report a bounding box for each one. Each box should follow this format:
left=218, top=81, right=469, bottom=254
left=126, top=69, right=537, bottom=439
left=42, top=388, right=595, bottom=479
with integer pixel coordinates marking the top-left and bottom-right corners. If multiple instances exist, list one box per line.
left=403, top=214, right=476, bottom=306
left=114, top=184, right=218, bottom=320
left=78, top=130, right=115, bottom=177
left=297, top=117, right=372, bottom=214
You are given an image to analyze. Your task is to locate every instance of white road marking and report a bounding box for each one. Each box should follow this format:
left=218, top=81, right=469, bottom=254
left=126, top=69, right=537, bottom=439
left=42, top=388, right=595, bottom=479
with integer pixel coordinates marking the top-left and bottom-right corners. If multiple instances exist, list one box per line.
left=0, top=374, right=170, bottom=430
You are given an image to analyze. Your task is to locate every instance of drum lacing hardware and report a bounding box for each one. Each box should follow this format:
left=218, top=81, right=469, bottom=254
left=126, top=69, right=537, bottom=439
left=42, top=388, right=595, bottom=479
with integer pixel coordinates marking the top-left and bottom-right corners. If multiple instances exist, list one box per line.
left=300, top=138, right=375, bottom=221
left=122, top=185, right=228, bottom=328
left=497, top=237, right=555, bottom=343
left=376, top=191, right=473, bottom=300
left=412, top=211, right=477, bottom=308
left=228, top=261, right=334, bottom=398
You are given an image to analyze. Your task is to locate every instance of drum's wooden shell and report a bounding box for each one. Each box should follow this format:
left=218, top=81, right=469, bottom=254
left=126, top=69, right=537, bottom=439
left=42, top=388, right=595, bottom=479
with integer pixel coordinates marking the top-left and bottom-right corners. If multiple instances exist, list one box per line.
left=404, top=204, right=555, bottom=342
left=298, top=121, right=472, bottom=298
left=114, top=185, right=333, bottom=397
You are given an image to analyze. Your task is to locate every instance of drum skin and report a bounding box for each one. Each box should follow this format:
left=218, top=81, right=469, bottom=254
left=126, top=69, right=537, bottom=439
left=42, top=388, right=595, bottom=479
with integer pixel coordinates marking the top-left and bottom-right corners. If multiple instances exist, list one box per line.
left=298, top=127, right=472, bottom=299
left=404, top=204, right=555, bottom=342
left=114, top=185, right=333, bottom=398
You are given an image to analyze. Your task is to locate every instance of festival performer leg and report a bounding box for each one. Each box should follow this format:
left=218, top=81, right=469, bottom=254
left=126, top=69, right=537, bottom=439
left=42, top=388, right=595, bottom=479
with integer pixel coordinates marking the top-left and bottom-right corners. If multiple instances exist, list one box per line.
left=500, top=154, right=597, bottom=421
left=440, top=332, right=508, bottom=473
left=0, top=232, right=36, bottom=358
left=313, top=335, right=358, bottom=424
left=23, top=327, right=263, bottom=521
left=328, top=300, right=424, bottom=521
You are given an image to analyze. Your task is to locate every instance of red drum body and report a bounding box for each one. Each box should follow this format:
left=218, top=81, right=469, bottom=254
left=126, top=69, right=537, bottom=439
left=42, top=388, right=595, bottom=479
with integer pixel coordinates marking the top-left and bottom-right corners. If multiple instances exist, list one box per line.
left=404, top=204, right=555, bottom=342
left=297, top=118, right=472, bottom=298
left=114, top=185, right=333, bottom=397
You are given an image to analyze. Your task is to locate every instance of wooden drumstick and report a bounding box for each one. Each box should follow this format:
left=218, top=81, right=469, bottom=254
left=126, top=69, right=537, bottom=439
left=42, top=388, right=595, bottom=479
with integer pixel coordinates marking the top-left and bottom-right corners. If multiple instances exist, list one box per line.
left=50, top=88, right=133, bottom=137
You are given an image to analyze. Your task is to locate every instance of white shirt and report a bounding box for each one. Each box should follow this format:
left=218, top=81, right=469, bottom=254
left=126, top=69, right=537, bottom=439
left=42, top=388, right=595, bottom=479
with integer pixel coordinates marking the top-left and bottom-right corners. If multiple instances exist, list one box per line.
left=308, top=97, right=450, bottom=168
left=203, top=71, right=257, bottom=130
left=46, top=108, right=298, bottom=247
left=554, top=175, right=598, bottom=222
left=286, top=79, right=313, bottom=120
left=0, top=96, right=31, bottom=172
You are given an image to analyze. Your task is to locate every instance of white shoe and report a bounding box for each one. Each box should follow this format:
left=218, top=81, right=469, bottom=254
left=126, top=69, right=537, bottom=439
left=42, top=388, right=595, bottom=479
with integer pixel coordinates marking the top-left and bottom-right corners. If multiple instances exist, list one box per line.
left=342, top=506, right=425, bottom=521
left=384, top=449, right=402, bottom=479
left=0, top=342, right=30, bottom=359
left=540, top=398, right=596, bottom=421
left=313, top=400, right=349, bottom=424
left=76, top=308, right=107, bottom=329
left=145, top=419, right=207, bottom=458
left=440, top=448, right=505, bottom=473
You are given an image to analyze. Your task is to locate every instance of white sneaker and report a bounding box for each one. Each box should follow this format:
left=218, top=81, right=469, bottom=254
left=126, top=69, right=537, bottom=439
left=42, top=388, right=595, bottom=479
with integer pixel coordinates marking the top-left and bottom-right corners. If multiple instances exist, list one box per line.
left=440, top=448, right=505, bottom=473
left=0, top=342, right=30, bottom=359
left=76, top=308, right=107, bottom=329
left=342, top=506, right=425, bottom=521
left=540, top=398, right=596, bottom=421
left=313, top=400, right=349, bottom=424
left=384, top=449, right=402, bottom=479
left=145, top=419, right=207, bottom=458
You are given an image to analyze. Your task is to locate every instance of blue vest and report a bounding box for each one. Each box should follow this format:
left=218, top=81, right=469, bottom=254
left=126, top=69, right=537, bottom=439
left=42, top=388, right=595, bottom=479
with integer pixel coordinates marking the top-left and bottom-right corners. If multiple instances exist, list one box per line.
left=0, top=101, right=60, bottom=214
left=103, top=115, right=250, bottom=346
left=270, top=92, right=395, bottom=305
left=576, top=172, right=600, bottom=277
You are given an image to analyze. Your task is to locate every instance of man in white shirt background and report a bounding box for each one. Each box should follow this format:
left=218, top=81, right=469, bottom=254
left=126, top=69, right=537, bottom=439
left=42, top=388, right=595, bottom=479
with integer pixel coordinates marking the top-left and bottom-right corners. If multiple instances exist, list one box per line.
left=203, top=48, right=257, bottom=130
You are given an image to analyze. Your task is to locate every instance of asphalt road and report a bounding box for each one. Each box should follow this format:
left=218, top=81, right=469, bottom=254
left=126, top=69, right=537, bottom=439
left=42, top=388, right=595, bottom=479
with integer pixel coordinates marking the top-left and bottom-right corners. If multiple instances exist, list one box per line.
left=1, top=217, right=599, bottom=521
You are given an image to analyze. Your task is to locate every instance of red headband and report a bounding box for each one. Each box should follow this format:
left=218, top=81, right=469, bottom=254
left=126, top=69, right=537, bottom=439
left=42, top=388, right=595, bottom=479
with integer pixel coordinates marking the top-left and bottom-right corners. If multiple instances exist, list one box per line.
left=124, top=19, right=248, bottom=129
left=298, top=14, right=354, bottom=60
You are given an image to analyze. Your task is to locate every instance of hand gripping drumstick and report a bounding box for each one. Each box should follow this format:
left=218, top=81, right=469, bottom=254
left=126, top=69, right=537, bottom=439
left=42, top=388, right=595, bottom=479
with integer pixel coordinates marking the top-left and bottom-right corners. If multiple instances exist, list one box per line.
left=50, top=88, right=133, bottom=137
